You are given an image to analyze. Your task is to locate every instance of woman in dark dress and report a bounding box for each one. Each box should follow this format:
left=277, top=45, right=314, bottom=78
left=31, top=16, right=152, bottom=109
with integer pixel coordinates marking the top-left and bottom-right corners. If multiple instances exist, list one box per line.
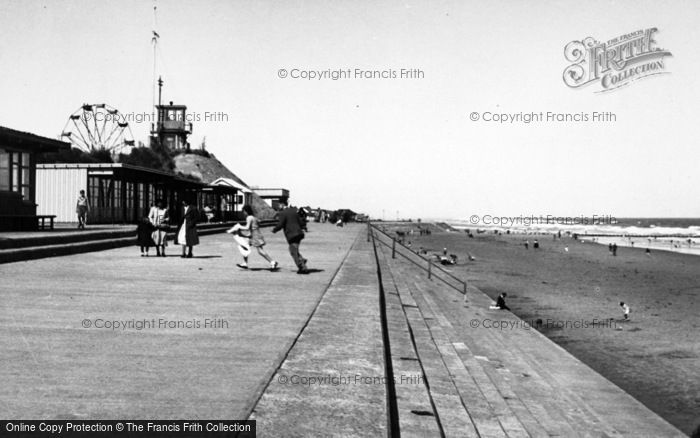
left=136, top=216, right=155, bottom=256
left=175, top=198, right=199, bottom=258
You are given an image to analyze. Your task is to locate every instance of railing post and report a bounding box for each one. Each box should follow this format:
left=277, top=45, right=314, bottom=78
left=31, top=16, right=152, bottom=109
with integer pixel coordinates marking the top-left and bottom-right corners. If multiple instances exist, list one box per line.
left=428, top=259, right=432, bottom=279
left=392, top=238, right=396, bottom=259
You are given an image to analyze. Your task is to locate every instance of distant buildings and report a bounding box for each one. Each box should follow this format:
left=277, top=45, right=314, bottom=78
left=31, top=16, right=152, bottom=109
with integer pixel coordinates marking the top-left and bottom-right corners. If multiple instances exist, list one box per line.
left=0, top=126, right=69, bottom=230
left=35, top=163, right=239, bottom=224
left=252, top=188, right=289, bottom=210
left=151, top=100, right=192, bottom=151
left=2, top=89, right=291, bottom=229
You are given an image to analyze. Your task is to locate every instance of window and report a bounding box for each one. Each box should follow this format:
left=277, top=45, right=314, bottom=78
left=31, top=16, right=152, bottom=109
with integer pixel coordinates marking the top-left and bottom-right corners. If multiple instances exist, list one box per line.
left=0, top=150, right=31, bottom=200
left=113, top=180, right=122, bottom=209
left=21, top=152, right=30, bottom=200
left=11, top=153, right=20, bottom=193
left=0, top=149, right=9, bottom=191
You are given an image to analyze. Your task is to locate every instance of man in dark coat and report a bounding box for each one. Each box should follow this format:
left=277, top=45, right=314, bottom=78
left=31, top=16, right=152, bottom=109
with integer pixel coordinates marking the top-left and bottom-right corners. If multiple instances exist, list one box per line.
left=272, top=201, right=309, bottom=274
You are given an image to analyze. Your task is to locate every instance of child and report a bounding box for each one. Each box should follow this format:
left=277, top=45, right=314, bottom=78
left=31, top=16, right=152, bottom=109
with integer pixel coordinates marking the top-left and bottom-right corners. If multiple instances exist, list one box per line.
left=227, top=223, right=252, bottom=269
left=136, top=217, right=155, bottom=257
left=619, top=302, right=630, bottom=321
left=228, top=205, right=279, bottom=270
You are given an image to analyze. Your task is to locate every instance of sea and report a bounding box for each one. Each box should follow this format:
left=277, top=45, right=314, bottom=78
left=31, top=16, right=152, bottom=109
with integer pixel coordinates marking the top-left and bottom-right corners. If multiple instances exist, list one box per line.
left=445, top=217, right=700, bottom=255
left=446, top=217, right=700, bottom=237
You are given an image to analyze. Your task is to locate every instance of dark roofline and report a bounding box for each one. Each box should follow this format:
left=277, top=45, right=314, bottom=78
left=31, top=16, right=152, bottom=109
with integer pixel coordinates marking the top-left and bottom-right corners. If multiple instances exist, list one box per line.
left=37, top=162, right=173, bottom=176
left=0, top=126, right=70, bottom=152
left=36, top=163, right=209, bottom=187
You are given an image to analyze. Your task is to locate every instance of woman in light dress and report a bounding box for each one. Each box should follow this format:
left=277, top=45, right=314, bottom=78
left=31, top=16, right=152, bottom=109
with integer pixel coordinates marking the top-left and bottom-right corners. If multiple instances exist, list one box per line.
left=148, top=199, right=169, bottom=257
left=227, top=204, right=278, bottom=270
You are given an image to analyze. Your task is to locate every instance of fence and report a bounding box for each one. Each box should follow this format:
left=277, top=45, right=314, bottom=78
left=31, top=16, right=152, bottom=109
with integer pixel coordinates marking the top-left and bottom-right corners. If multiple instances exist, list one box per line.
left=368, top=222, right=468, bottom=299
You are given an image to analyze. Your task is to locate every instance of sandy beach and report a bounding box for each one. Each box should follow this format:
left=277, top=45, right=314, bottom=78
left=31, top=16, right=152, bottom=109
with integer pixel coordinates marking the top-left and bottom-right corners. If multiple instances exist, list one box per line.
left=390, top=224, right=700, bottom=435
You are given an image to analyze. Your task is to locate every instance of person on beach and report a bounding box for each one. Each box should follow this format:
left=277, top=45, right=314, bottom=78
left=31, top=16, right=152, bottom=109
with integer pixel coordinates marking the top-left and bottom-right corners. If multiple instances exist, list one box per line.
left=533, top=239, right=539, bottom=249
left=272, top=201, right=309, bottom=274
left=149, top=199, right=170, bottom=257
left=619, top=302, right=630, bottom=320
left=489, top=293, right=510, bottom=310
left=524, top=240, right=529, bottom=250
left=136, top=216, right=155, bottom=256
left=608, top=243, right=613, bottom=253
left=75, top=190, right=90, bottom=229
left=175, top=198, right=199, bottom=258
left=612, top=243, right=618, bottom=256
left=227, top=205, right=278, bottom=270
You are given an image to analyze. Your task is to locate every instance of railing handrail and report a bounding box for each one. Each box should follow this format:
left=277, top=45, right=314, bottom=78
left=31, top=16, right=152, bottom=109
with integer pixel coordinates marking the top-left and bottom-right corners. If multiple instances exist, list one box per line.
left=368, top=222, right=468, bottom=297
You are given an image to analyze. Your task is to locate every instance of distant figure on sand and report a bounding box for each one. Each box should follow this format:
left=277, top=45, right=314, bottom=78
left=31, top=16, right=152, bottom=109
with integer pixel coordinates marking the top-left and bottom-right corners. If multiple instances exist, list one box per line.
left=228, top=205, right=278, bottom=270
left=612, top=243, right=618, bottom=256
left=490, top=293, right=510, bottom=310
left=136, top=216, right=155, bottom=256
left=438, top=254, right=458, bottom=265
left=533, top=239, right=539, bottom=249
left=608, top=243, right=613, bottom=253
left=619, top=301, right=630, bottom=320
left=273, top=201, right=309, bottom=274
left=524, top=240, right=529, bottom=250
left=75, top=190, right=90, bottom=229
left=175, top=199, right=199, bottom=258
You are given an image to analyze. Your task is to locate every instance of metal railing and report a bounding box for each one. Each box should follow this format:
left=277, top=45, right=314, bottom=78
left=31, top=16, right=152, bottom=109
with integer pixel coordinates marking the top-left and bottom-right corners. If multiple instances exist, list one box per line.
left=368, top=222, right=468, bottom=299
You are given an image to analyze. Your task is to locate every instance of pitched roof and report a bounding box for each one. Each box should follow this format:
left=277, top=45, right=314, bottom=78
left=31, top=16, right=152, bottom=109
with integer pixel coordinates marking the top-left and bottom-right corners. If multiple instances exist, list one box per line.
left=0, top=126, right=70, bottom=152
left=173, top=153, right=249, bottom=187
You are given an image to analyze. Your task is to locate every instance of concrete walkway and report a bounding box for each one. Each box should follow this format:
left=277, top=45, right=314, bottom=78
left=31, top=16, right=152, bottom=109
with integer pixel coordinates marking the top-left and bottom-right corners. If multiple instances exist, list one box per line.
left=1, top=222, right=686, bottom=436
left=0, top=223, right=359, bottom=419
left=251, top=232, right=387, bottom=437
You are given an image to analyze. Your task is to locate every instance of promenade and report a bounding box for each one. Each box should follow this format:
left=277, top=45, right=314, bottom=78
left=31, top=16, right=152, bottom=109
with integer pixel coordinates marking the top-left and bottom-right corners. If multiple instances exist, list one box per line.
left=0, top=223, right=686, bottom=436
left=0, top=222, right=359, bottom=419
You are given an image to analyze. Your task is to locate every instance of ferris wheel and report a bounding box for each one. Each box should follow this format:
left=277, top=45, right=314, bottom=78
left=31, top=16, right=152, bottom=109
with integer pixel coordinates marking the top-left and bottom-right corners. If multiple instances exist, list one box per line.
left=61, top=103, right=136, bottom=153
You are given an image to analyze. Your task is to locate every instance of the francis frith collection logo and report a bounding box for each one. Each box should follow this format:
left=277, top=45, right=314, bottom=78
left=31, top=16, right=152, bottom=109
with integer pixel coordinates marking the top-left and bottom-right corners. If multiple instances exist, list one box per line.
left=563, top=28, right=672, bottom=92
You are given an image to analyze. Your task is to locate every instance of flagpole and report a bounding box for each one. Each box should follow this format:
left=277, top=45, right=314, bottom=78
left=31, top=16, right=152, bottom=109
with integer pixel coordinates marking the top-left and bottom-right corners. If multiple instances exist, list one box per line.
left=151, top=3, right=159, bottom=144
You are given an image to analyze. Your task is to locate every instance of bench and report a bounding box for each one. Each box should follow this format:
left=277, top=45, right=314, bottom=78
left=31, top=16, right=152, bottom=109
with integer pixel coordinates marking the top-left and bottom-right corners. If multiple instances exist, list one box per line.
left=37, top=215, right=56, bottom=230
left=0, top=215, right=56, bottom=231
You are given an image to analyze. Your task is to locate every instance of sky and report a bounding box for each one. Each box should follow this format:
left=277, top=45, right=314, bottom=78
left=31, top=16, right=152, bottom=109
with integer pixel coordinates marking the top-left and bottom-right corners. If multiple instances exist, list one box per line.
left=1, top=0, right=698, bottom=220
